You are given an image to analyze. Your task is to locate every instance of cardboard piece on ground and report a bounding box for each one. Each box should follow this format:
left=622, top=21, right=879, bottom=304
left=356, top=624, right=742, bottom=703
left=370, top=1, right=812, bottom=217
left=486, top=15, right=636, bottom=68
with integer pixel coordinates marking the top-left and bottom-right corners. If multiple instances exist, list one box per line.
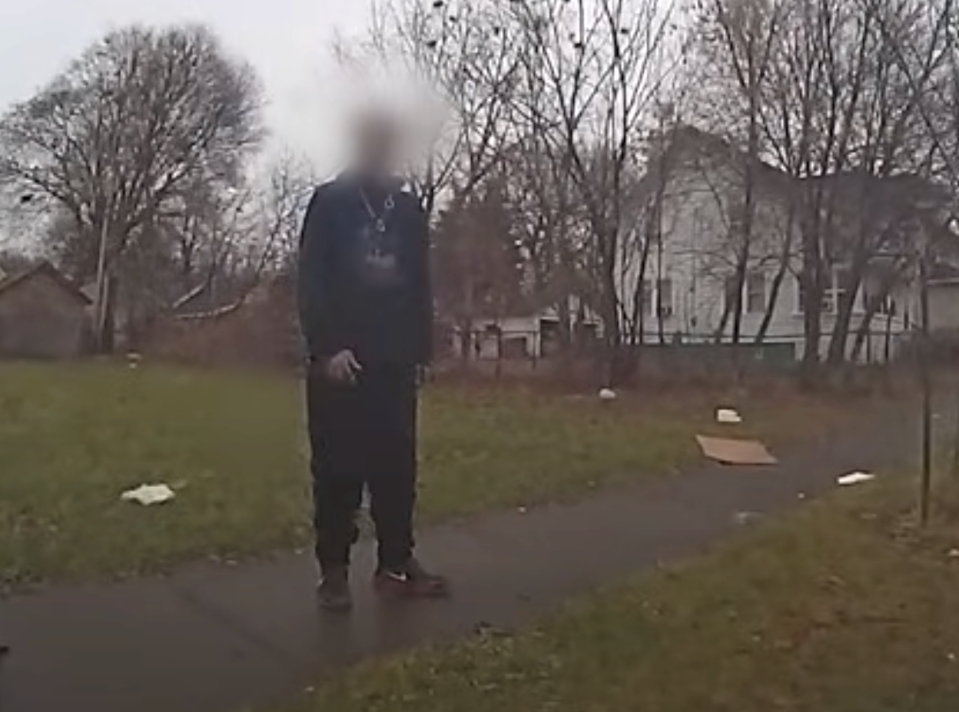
left=696, top=434, right=778, bottom=466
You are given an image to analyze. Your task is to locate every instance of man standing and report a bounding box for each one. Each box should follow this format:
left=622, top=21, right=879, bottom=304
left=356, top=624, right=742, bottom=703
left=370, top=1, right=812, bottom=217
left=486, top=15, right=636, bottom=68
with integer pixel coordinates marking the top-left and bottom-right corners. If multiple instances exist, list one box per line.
left=297, top=111, right=448, bottom=611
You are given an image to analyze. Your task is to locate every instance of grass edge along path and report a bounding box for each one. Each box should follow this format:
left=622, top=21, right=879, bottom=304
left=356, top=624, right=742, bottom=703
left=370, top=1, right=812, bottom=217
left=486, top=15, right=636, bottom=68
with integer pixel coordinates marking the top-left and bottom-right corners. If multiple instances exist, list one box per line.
left=274, top=478, right=959, bottom=712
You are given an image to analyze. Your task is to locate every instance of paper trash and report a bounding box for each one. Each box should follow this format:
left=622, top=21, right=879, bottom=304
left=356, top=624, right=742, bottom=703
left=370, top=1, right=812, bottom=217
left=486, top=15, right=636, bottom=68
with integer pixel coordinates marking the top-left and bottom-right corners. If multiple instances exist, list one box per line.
left=598, top=388, right=618, bottom=401
left=121, top=483, right=176, bottom=506
left=837, top=471, right=875, bottom=486
left=716, top=408, right=742, bottom=424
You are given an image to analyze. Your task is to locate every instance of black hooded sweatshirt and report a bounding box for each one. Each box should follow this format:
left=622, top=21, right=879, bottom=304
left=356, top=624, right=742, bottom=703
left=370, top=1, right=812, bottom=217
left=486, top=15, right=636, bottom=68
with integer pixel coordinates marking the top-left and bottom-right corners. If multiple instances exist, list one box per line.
left=296, top=173, right=433, bottom=369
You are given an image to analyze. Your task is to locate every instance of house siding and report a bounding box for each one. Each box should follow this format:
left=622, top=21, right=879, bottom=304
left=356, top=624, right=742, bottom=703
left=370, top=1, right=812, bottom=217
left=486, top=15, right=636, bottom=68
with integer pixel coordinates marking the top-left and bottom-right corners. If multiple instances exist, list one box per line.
left=616, top=157, right=915, bottom=363
left=0, top=272, right=89, bottom=359
left=930, top=283, right=959, bottom=333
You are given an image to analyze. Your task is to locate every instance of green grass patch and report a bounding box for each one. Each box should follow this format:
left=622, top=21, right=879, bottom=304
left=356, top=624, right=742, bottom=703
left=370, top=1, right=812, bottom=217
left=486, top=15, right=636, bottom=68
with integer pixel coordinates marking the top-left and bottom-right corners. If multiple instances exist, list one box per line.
left=278, top=478, right=959, bottom=712
left=0, top=361, right=874, bottom=588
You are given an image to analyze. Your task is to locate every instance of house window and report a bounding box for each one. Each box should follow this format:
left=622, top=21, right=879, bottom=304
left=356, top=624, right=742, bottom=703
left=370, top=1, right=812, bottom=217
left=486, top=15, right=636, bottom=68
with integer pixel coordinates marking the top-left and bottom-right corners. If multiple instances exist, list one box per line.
left=746, top=271, right=766, bottom=313
left=723, top=271, right=766, bottom=314
left=657, top=278, right=673, bottom=318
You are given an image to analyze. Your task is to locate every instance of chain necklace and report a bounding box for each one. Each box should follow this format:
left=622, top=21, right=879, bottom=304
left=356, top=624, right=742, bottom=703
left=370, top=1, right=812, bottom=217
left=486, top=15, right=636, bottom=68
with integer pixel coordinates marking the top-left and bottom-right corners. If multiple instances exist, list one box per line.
left=358, top=187, right=396, bottom=234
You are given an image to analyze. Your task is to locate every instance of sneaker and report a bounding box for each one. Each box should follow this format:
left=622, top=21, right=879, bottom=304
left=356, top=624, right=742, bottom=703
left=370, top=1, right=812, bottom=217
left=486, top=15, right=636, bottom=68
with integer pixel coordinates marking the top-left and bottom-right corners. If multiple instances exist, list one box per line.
left=317, top=568, right=352, bottom=611
left=374, top=558, right=450, bottom=599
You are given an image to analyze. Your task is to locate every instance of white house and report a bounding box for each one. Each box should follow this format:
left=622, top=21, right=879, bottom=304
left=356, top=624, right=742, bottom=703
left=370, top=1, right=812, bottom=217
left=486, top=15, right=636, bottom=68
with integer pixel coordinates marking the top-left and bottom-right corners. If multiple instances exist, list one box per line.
left=928, top=263, right=959, bottom=333
left=451, top=296, right=603, bottom=360
left=616, top=126, right=954, bottom=364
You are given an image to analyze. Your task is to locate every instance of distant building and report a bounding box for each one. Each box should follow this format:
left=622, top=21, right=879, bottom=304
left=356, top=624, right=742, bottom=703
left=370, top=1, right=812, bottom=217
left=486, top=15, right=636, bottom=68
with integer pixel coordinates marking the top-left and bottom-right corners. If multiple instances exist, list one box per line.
left=0, top=261, right=92, bottom=359
left=450, top=295, right=603, bottom=360
left=618, top=125, right=958, bottom=363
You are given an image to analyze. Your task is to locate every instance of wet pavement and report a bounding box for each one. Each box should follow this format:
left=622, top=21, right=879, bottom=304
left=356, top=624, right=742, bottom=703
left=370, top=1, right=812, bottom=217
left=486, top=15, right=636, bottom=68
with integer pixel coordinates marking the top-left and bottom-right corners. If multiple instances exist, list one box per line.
left=0, top=404, right=929, bottom=712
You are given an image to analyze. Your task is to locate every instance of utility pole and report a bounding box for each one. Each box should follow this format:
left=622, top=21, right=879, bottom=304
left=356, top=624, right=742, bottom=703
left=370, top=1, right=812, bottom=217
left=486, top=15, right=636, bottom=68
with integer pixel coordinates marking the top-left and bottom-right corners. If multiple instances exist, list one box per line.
left=918, top=235, right=933, bottom=525
left=93, top=217, right=110, bottom=352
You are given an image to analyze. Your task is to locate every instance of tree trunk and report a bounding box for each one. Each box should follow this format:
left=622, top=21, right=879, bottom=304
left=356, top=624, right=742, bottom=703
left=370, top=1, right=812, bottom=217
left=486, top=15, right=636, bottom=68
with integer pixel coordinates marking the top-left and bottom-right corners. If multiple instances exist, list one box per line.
left=730, top=249, right=748, bottom=345
left=799, top=219, right=824, bottom=380
left=827, top=260, right=868, bottom=364
left=851, top=302, right=880, bottom=363
left=755, top=207, right=796, bottom=345
left=100, top=273, right=118, bottom=354
left=714, top=300, right=732, bottom=344
left=602, top=254, right=624, bottom=386
left=851, top=274, right=898, bottom=363
left=732, top=105, right=759, bottom=346
left=755, top=257, right=788, bottom=346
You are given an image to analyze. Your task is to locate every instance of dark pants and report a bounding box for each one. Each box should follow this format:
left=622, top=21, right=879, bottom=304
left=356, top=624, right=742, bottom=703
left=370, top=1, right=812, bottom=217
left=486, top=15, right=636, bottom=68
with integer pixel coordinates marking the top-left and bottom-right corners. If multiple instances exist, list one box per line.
left=306, top=362, right=418, bottom=573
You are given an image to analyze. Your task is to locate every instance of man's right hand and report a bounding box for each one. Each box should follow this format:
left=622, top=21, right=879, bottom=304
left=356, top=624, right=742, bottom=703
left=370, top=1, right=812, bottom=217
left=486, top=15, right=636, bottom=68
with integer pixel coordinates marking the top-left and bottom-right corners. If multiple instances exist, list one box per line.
left=324, top=349, right=362, bottom=383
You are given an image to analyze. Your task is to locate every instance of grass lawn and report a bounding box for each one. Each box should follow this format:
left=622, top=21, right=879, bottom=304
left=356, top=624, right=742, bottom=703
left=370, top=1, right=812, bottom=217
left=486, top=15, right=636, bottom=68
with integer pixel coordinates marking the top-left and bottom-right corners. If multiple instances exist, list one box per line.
left=0, top=361, right=881, bottom=588
left=276, top=478, right=959, bottom=712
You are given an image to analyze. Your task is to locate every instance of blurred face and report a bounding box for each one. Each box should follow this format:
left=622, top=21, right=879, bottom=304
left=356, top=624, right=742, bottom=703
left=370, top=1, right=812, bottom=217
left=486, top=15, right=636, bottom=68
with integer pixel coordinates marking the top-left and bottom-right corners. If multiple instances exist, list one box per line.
left=353, top=114, right=398, bottom=176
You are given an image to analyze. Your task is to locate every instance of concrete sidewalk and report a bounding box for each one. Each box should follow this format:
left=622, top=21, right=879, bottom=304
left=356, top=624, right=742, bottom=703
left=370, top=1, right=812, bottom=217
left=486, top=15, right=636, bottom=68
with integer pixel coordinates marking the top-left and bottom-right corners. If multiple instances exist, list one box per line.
left=0, top=407, right=921, bottom=712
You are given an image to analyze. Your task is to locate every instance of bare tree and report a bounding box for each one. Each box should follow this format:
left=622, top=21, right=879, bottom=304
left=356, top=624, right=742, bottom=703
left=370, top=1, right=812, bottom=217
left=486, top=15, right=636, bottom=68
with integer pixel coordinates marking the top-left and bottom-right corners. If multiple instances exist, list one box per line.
left=243, top=151, right=318, bottom=278
left=499, top=133, right=593, bottom=352
left=820, top=0, right=950, bottom=364
left=693, top=0, right=786, bottom=346
left=432, top=171, right=525, bottom=358
left=675, top=0, right=954, bottom=376
left=0, top=23, right=263, bottom=350
left=334, top=0, right=519, bottom=218
left=506, top=0, right=682, bottom=383
left=160, top=150, right=316, bottom=312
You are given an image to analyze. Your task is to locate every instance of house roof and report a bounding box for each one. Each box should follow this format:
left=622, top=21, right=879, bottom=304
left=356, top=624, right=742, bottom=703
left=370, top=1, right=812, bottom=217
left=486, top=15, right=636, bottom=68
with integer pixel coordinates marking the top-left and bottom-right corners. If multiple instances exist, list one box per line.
left=0, top=261, right=92, bottom=305
left=644, top=124, right=790, bottom=194
left=651, top=125, right=952, bottom=209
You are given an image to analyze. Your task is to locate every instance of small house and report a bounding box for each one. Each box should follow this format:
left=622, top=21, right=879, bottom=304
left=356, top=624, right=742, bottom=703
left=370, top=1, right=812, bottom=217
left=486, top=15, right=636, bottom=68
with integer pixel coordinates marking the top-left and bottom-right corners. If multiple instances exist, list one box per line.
left=0, top=261, right=92, bottom=359
left=452, top=296, right=603, bottom=360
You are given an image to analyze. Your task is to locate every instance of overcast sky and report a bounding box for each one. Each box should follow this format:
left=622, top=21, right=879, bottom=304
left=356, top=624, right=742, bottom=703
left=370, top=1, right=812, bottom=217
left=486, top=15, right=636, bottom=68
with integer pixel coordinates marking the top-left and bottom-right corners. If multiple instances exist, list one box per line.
left=1, top=0, right=376, bottom=175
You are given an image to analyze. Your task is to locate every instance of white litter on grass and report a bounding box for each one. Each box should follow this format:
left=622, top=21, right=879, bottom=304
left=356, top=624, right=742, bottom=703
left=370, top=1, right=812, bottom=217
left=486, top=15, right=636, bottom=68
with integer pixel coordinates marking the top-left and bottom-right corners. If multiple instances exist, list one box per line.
left=598, top=388, right=618, bottom=401
left=733, top=511, right=761, bottom=525
left=837, top=471, right=876, bottom=487
left=716, top=408, right=742, bottom=424
left=121, top=484, right=176, bottom=506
